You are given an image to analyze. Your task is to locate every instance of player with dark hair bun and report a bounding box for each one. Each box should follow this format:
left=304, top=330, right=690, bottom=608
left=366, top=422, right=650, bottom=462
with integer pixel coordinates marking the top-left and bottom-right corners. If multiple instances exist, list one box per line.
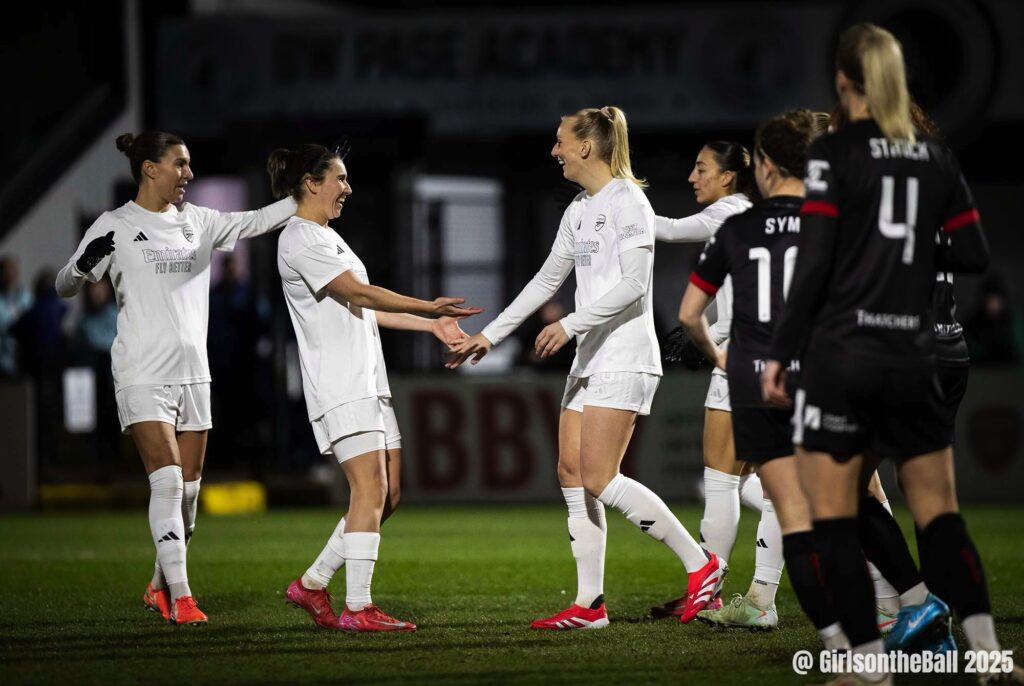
left=55, top=131, right=298, bottom=626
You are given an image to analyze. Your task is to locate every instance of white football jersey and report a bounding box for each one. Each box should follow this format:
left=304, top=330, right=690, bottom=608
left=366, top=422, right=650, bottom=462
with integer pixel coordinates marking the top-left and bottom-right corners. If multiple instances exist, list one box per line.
left=57, top=198, right=296, bottom=391
left=553, top=178, right=661, bottom=377
left=706, top=195, right=751, bottom=345
left=277, top=217, right=390, bottom=421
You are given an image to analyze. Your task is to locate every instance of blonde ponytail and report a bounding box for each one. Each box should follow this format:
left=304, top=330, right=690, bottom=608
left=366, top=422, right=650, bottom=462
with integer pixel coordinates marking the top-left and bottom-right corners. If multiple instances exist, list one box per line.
left=837, top=24, right=915, bottom=143
left=568, top=106, right=648, bottom=188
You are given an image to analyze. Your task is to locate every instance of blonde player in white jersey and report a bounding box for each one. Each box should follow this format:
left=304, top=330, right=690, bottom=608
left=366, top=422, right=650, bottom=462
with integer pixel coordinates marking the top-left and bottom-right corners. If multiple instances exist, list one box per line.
left=55, top=131, right=298, bottom=626
left=270, top=144, right=481, bottom=633
left=649, top=141, right=768, bottom=618
left=447, top=107, right=725, bottom=629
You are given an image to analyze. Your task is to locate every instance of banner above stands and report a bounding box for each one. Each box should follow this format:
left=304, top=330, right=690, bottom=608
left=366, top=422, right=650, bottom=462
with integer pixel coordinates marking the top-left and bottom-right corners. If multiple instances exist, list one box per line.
left=156, top=5, right=841, bottom=136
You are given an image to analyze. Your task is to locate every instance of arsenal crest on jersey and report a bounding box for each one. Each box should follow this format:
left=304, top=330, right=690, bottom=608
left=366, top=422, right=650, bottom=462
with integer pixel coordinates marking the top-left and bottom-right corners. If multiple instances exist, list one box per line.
left=182, top=225, right=194, bottom=243
left=595, top=214, right=606, bottom=231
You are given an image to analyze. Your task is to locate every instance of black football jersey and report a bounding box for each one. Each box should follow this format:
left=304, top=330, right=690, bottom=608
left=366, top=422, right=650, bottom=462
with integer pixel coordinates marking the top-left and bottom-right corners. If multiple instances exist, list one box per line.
left=691, top=196, right=803, bottom=406
left=770, top=119, right=988, bottom=367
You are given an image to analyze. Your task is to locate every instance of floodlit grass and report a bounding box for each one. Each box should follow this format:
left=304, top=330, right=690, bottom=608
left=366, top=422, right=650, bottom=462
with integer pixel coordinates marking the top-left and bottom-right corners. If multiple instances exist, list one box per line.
left=1, top=505, right=1021, bottom=685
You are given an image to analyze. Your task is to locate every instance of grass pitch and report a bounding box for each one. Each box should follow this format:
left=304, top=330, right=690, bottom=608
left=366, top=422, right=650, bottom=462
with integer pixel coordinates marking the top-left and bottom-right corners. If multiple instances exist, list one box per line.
left=1, top=504, right=1021, bottom=685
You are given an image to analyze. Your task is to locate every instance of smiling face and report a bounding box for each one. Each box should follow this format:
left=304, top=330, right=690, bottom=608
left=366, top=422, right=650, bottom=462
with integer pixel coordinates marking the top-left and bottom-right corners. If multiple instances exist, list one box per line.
left=306, top=157, right=352, bottom=222
left=144, top=144, right=193, bottom=204
left=686, top=146, right=733, bottom=205
left=550, top=118, right=587, bottom=184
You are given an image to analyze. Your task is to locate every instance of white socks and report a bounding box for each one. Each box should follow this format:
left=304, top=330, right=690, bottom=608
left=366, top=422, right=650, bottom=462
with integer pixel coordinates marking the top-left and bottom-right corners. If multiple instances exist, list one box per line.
left=962, top=614, right=1001, bottom=652
left=749, top=497, right=783, bottom=609
left=343, top=532, right=380, bottom=611
left=598, top=473, right=707, bottom=573
left=739, top=472, right=764, bottom=512
left=562, top=487, right=606, bottom=608
left=303, top=517, right=347, bottom=590
left=148, top=465, right=190, bottom=601
left=851, top=639, right=887, bottom=682
left=700, top=468, right=740, bottom=565
left=152, top=477, right=200, bottom=591
left=819, top=622, right=851, bottom=651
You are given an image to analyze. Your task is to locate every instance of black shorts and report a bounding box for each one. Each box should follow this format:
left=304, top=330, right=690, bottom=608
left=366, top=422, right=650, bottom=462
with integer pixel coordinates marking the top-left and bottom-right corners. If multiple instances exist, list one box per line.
left=731, top=405, right=795, bottom=464
left=929, top=362, right=969, bottom=442
left=794, top=352, right=951, bottom=462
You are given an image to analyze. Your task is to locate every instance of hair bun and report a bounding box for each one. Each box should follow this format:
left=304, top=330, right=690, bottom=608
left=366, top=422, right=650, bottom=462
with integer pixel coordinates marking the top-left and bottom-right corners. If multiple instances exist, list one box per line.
left=115, top=133, right=135, bottom=155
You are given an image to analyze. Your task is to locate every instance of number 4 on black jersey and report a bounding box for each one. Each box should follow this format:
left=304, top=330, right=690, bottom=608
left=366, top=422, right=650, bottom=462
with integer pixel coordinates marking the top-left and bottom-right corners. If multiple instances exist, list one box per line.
left=769, top=120, right=989, bottom=367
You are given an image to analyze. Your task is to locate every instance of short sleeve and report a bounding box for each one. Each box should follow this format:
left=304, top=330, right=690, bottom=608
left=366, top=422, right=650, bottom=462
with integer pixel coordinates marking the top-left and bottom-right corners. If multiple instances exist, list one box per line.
left=287, top=242, right=358, bottom=295
left=690, top=225, right=731, bottom=295
left=613, top=200, right=654, bottom=252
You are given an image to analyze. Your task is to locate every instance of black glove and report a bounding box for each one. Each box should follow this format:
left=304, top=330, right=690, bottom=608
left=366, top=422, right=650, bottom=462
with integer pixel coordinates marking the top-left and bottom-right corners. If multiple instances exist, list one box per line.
left=662, top=326, right=706, bottom=371
left=76, top=231, right=115, bottom=273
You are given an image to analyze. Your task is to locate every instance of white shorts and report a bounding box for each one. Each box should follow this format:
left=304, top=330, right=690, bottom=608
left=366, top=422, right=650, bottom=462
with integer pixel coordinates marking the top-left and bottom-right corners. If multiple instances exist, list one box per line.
left=705, top=370, right=731, bottom=412
left=115, top=383, right=212, bottom=434
left=561, top=372, right=660, bottom=416
left=312, top=396, right=402, bottom=463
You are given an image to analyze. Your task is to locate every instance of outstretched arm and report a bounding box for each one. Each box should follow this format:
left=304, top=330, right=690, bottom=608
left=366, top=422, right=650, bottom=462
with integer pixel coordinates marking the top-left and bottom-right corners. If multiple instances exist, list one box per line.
left=326, top=270, right=482, bottom=318
left=375, top=312, right=469, bottom=347
left=445, top=250, right=574, bottom=368
left=204, top=197, right=299, bottom=250
left=535, top=246, right=651, bottom=358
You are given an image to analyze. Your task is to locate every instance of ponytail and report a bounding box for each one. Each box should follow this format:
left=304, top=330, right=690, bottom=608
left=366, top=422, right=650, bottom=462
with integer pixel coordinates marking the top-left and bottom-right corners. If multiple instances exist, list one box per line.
left=568, top=106, right=648, bottom=188
left=703, top=140, right=755, bottom=198
left=266, top=144, right=338, bottom=199
left=837, top=24, right=915, bottom=143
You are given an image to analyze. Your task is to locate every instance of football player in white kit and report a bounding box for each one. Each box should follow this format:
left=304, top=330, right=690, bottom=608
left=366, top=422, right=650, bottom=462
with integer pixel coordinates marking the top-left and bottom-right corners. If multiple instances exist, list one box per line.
left=269, top=144, right=481, bottom=632
left=447, top=107, right=724, bottom=629
left=648, top=141, right=764, bottom=618
left=55, top=131, right=299, bottom=625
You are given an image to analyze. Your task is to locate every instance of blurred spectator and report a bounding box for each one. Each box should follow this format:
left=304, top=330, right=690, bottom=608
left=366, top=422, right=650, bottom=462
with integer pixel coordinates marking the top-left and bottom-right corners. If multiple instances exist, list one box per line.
left=0, top=254, right=33, bottom=377
left=11, top=268, right=67, bottom=467
left=73, top=279, right=117, bottom=364
left=515, top=301, right=576, bottom=370
left=72, top=278, right=120, bottom=473
left=209, top=255, right=264, bottom=463
left=965, top=275, right=1024, bottom=366
left=11, top=268, right=67, bottom=377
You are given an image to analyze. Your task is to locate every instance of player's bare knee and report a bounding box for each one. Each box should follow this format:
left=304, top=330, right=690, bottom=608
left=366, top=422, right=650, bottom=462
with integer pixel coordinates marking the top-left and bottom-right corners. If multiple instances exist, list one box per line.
left=580, top=467, right=614, bottom=499
left=556, top=458, right=581, bottom=487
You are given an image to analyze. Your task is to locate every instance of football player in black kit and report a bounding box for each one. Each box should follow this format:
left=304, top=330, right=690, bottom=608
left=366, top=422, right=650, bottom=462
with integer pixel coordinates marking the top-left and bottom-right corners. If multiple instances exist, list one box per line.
left=679, top=110, right=827, bottom=635
left=760, top=24, right=1019, bottom=686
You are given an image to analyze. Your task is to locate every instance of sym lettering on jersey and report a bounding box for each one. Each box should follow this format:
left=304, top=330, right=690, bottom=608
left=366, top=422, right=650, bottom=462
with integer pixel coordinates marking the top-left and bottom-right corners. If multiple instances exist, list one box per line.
left=764, top=216, right=800, bottom=234
left=869, top=138, right=930, bottom=161
left=805, top=160, right=830, bottom=193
